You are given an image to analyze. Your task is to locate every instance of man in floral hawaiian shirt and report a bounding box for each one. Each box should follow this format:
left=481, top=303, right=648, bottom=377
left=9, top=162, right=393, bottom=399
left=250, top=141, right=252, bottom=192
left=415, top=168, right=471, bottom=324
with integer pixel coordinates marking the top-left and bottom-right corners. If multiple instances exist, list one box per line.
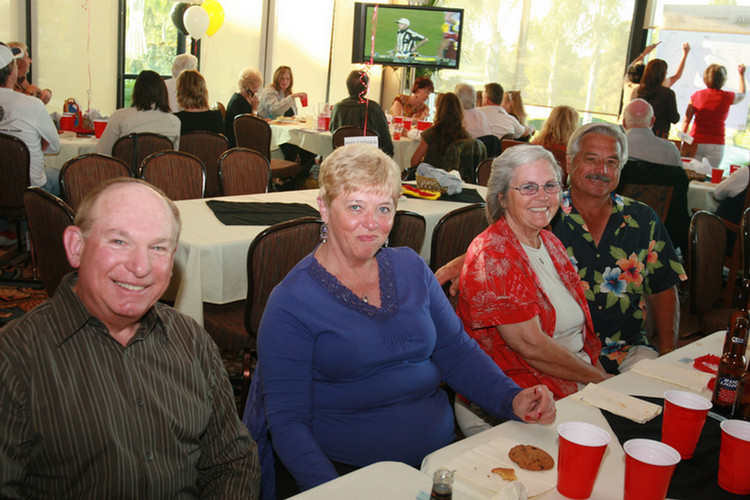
left=551, top=123, right=686, bottom=374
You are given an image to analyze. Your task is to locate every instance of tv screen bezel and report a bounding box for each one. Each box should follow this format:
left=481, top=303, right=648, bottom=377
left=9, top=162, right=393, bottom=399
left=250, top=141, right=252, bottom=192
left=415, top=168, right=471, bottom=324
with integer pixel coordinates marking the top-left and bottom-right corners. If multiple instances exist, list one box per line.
left=352, top=2, right=464, bottom=70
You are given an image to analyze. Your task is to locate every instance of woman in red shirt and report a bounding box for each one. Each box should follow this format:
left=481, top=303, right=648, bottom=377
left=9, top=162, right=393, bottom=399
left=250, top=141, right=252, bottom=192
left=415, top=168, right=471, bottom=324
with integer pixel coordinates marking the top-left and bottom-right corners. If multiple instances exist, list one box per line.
left=456, top=145, right=608, bottom=436
left=682, top=63, right=746, bottom=169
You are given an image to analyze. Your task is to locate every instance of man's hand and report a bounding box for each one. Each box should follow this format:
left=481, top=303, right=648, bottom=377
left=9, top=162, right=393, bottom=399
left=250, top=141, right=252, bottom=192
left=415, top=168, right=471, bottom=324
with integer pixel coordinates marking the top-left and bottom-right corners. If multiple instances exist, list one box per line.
left=513, top=385, right=556, bottom=424
left=739, top=64, right=746, bottom=77
left=434, top=254, right=466, bottom=296
left=682, top=42, right=691, bottom=55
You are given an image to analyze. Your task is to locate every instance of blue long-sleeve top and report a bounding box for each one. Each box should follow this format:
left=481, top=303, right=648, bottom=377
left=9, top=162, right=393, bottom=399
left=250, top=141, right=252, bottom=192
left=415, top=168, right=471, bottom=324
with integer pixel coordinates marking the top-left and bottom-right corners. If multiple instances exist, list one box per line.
left=258, top=247, right=523, bottom=491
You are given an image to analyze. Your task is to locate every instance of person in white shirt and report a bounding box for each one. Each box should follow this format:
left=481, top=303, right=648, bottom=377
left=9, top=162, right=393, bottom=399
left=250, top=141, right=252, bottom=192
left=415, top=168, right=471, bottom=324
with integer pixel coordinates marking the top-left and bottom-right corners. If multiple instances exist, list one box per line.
left=478, top=83, right=527, bottom=140
left=165, top=53, right=198, bottom=113
left=454, top=83, right=490, bottom=138
left=0, top=42, right=60, bottom=195
left=622, top=98, right=681, bottom=167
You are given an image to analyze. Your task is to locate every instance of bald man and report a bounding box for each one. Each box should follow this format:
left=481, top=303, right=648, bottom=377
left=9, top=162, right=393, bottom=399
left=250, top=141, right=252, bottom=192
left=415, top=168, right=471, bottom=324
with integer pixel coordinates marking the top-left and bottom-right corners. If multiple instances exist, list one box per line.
left=622, top=98, right=681, bottom=166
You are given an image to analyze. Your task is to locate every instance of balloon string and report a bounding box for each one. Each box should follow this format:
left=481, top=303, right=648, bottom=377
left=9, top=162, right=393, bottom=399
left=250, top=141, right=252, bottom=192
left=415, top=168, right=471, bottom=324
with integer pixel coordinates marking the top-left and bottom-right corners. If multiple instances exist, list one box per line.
left=360, top=4, right=378, bottom=135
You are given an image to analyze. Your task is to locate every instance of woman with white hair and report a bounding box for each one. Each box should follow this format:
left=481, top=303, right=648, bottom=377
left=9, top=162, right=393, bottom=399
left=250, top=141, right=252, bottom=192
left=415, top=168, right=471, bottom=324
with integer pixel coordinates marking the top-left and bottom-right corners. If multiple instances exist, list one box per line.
left=225, top=66, right=263, bottom=147
left=454, top=83, right=490, bottom=138
left=165, top=53, right=198, bottom=112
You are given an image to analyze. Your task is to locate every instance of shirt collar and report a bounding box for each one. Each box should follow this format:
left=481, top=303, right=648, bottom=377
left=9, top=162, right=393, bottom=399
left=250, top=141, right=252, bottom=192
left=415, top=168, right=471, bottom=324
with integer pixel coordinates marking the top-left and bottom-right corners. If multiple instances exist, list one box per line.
left=561, top=189, right=624, bottom=216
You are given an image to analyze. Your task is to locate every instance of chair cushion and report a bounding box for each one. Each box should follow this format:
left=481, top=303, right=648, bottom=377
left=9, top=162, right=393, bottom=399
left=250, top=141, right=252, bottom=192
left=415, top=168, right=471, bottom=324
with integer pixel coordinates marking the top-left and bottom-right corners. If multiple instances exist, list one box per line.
left=269, top=159, right=301, bottom=179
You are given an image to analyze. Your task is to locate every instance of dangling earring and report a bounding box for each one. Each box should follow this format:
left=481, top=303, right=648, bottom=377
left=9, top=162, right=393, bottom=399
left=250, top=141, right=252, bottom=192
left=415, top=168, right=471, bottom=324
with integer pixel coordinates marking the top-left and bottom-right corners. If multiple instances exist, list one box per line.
left=320, top=223, right=329, bottom=243
left=384, top=237, right=389, bottom=247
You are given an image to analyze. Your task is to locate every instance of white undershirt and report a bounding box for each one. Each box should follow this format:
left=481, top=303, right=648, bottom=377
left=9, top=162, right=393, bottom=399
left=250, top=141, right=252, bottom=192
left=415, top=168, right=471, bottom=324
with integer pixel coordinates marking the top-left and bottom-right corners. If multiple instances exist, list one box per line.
left=521, top=241, right=591, bottom=364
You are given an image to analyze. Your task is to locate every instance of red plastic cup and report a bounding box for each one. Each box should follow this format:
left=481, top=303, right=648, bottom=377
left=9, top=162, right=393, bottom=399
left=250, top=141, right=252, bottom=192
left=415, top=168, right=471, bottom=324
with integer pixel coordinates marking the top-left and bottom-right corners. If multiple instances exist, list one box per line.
left=556, top=422, right=611, bottom=499
left=711, top=168, right=724, bottom=183
left=60, top=113, right=75, bottom=131
left=624, top=439, right=680, bottom=500
left=300, top=94, right=308, bottom=107
left=730, top=164, right=742, bottom=174
left=393, top=129, right=401, bottom=141
left=417, top=120, right=432, bottom=131
left=323, top=115, right=330, bottom=131
left=393, top=116, right=403, bottom=125
left=719, top=420, right=750, bottom=494
left=93, top=119, right=108, bottom=139
left=661, top=390, right=712, bottom=459
left=402, top=120, right=412, bottom=131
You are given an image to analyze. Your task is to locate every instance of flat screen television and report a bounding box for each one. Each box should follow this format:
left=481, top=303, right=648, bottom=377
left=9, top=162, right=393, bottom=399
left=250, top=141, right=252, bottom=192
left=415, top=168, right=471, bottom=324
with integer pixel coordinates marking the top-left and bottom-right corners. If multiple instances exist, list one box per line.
left=352, top=2, right=464, bottom=70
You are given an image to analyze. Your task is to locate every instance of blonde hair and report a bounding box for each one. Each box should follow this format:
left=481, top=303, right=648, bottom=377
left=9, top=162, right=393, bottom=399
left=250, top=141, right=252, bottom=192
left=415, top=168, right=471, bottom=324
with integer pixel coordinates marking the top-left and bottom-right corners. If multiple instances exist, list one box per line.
left=238, top=67, right=263, bottom=92
left=176, top=69, right=209, bottom=110
left=532, top=106, right=579, bottom=150
left=502, top=90, right=527, bottom=125
left=318, top=144, right=401, bottom=206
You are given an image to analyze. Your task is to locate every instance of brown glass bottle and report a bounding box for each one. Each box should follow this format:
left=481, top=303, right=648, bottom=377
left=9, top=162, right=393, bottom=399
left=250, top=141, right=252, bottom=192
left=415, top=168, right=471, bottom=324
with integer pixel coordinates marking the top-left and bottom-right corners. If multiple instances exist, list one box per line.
left=713, top=316, right=749, bottom=416
left=722, top=279, right=750, bottom=355
left=734, top=362, right=750, bottom=421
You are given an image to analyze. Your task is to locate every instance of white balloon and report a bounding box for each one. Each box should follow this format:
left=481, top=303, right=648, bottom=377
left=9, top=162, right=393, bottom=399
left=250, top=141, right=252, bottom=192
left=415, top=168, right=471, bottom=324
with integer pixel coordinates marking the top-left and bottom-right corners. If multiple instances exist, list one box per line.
left=183, top=5, right=209, bottom=39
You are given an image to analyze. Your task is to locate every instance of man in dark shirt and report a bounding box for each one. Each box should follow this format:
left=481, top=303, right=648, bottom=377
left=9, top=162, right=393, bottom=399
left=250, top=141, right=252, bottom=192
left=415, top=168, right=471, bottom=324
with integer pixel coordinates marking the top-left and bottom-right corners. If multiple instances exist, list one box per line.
left=0, top=178, right=260, bottom=499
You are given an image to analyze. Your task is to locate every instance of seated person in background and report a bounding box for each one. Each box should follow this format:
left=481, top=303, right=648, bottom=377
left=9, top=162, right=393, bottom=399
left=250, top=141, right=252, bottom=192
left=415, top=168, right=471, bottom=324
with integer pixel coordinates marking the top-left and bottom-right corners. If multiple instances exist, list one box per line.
left=501, top=90, right=534, bottom=140
left=8, top=41, right=51, bottom=104
left=479, top=83, right=528, bottom=140
left=454, top=82, right=491, bottom=138
left=329, top=70, right=393, bottom=157
left=165, top=53, right=198, bottom=112
left=389, top=76, right=433, bottom=122
left=531, top=105, right=579, bottom=151
left=456, top=145, right=606, bottom=436
left=259, top=65, right=315, bottom=174
left=410, top=92, right=470, bottom=172
left=622, top=98, right=680, bottom=167
left=174, top=69, right=224, bottom=134
left=0, top=42, right=60, bottom=195
left=254, top=143, right=555, bottom=495
left=96, top=70, right=181, bottom=154
left=715, top=165, right=750, bottom=229
left=0, top=178, right=260, bottom=498
left=225, top=66, right=263, bottom=148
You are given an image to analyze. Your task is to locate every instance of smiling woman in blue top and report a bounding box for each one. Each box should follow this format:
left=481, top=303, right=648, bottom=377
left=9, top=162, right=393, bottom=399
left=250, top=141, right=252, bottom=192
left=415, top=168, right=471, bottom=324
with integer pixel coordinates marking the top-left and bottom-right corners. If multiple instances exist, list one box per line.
left=256, top=143, right=556, bottom=495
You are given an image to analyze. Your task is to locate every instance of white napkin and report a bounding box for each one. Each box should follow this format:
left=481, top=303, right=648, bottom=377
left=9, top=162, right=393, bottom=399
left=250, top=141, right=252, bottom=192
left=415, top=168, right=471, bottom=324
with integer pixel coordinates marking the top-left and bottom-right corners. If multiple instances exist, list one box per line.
left=441, top=435, right=554, bottom=498
left=630, top=358, right=713, bottom=392
left=569, top=383, right=662, bottom=423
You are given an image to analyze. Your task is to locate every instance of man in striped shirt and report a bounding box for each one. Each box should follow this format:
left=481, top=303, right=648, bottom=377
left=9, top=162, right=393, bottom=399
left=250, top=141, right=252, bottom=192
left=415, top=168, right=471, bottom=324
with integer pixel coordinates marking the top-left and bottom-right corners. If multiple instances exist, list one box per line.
left=0, top=179, right=260, bottom=499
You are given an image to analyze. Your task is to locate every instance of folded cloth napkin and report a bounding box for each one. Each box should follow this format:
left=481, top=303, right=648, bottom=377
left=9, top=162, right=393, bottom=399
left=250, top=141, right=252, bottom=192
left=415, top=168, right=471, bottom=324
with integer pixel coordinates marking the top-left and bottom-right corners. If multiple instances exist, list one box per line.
left=569, top=383, right=662, bottom=424
left=416, top=163, right=463, bottom=195
left=630, top=358, right=714, bottom=392
left=206, top=200, right=320, bottom=226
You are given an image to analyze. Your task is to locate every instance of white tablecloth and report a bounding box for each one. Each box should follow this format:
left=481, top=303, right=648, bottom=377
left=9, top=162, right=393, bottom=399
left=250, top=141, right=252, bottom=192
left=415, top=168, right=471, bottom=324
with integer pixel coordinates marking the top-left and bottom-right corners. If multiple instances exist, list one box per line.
left=421, top=332, right=724, bottom=500
left=165, top=186, right=487, bottom=324
left=288, top=461, right=430, bottom=500
left=44, top=134, right=98, bottom=171
left=270, top=122, right=419, bottom=171
left=687, top=180, right=719, bottom=214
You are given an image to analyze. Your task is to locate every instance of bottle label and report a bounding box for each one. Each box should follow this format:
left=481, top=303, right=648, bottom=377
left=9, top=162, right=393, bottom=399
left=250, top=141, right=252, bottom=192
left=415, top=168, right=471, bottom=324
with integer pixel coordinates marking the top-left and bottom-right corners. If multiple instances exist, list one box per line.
left=732, top=336, right=746, bottom=345
left=717, top=377, right=740, bottom=404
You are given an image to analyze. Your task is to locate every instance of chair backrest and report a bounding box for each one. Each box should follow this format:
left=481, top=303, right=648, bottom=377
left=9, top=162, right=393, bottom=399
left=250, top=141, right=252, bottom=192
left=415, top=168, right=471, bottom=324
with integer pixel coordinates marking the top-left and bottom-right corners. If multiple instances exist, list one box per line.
left=476, top=158, right=493, bottom=187
left=743, top=206, right=750, bottom=280
left=0, top=133, right=31, bottom=214
left=430, top=203, right=488, bottom=272
left=23, top=187, right=76, bottom=296
left=688, top=210, right=727, bottom=315
left=444, top=138, right=488, bottom=184
left=618, top=184, right=674, bottom=222
left=501, top=138, right=527, bottom=152
left=215, top=101, right=226, bottom=119
left=233, top=114, right=272, bottom=160
left=219, top=147, right=270, bottom=196
left=245, top=217, right=323, bottom=337
left=547, top=145, right=569, bottom=184
left=112, top=133, right=174, bottom=176
left=59, top=153, right=131, bottom=211
left=389, top=210, right=426, bottom=254
left=138, top=150, right=206, bottom=200
left=179, top=131, right=229, bottom=197
left=477, top=134, right=502, bottom=158
left=331, top=126, right=379, bottom=149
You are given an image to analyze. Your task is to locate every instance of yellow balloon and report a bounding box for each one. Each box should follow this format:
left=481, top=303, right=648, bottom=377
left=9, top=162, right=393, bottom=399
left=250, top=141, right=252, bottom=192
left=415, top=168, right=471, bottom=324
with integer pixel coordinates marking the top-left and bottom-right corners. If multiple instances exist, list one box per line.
left=202, top=0, right=225, bottom=37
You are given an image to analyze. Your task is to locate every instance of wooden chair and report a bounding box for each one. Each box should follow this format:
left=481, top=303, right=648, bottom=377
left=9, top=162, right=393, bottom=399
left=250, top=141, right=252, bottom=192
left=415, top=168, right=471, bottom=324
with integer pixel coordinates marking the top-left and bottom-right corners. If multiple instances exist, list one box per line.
left=501, top=138, right=527, bottom=152
left=0, top=133, right=31, bottom=253
left=23, top=188, right=75, bottom=296
left=547, top=146, right=569, bottom=185
left=138, top=150, right=206, bottom=201
left=112, top=132, right=174, bottom=176
left=719, top=186, right=750, bottom=306
left=444, top=138, right=487, bottom=184
left=179, top=131, right=229, bottom=198
left=688, top=210, right=732, bottom=334
left=331, top=125, right=379, bottom=149
left=430, top=203, right=488, bottom=272
left=475, top=158, right=493, bottom=187
left=388, top=210, right=426, bottom=254
left=59, top=153, right=131, bottom=211
left=215, top=101, right=226, bottom=119
left=618, top=184, right=674, bottom=222
left=233, top=114, right=301, bottom=189
left=219, top=147, right=270, bottom=196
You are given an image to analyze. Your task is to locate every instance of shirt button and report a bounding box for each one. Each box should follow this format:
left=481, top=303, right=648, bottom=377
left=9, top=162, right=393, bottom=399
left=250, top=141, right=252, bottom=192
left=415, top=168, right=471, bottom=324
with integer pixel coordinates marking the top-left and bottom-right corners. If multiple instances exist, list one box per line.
left=136, top=398, right=144, bottom=407
left=598, top=305, right=603, bottom=310
left=596, top=253, right=600, bottom=258
left=146, top=451, right=154, bottom=461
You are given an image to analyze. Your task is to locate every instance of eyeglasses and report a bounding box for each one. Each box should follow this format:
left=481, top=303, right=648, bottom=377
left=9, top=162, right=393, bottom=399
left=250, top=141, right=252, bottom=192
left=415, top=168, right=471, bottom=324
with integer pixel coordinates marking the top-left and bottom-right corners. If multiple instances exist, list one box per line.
left=509, top=181, right=563, bottom=196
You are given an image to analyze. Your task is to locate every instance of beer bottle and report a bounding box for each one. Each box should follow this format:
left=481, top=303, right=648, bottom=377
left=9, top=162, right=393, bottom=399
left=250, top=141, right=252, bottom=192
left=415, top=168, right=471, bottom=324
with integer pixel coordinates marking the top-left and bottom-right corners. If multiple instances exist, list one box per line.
left=734, top=362, right=750, bottom=421
left=722, top=279, right=750, bottom=355
left=712, top=316, right=749, bottom=416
